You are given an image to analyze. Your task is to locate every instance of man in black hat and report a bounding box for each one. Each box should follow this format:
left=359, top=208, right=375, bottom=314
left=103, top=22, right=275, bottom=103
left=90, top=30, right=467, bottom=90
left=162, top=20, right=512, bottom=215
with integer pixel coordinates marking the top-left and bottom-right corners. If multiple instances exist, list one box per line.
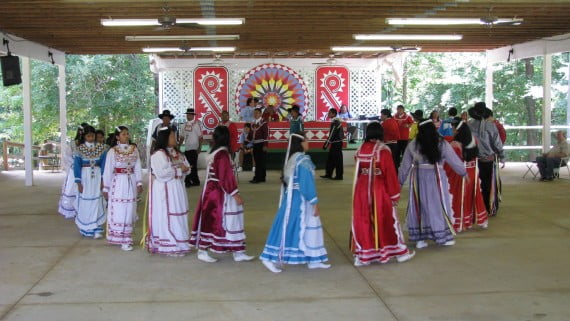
left=468, top=102, right=504, bottom=216
left=181, top=108, right=202, bottom=187
left=152, top=110, right=178, bottom=141
left=321, top=108, right=344, bottom=180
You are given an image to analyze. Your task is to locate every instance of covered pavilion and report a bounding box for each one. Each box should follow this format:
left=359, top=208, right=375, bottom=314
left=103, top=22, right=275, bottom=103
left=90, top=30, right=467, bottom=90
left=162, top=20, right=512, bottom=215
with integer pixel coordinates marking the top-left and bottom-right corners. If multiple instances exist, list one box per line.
left=0, top=1, right=569, bottom=320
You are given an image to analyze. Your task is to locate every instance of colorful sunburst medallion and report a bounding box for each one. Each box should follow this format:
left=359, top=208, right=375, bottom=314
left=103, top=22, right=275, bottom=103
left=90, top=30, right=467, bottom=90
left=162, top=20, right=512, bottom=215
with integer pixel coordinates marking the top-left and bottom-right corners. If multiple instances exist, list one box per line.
left=235, top=63, right=309, bottom=119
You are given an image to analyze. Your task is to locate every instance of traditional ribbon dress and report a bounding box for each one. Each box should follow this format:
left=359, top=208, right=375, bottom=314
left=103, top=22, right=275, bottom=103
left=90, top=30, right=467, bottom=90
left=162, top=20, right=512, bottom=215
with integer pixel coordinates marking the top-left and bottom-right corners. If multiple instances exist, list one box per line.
left=146, top=147, right=191, bottom=255
left=102, top=144, right=143, bottom=246
left=73, top=142, right=107, bottom=237
left=190, top=147, right=247, bottom=253
left=351, top=141, right=410, bottom=264
left=398, top=140, right=466, bottom=244
left=58, top=141, right=78, bottom=218
left=260, top=152, right=329, bottom=264
left=445, top=141, right=489, bottom=232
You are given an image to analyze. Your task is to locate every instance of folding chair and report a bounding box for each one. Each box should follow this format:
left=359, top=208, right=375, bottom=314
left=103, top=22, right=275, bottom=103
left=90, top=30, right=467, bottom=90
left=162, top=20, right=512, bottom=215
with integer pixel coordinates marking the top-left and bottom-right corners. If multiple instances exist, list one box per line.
left=523, top=161, right=539, bottom=179
left=553, top=157, right=570, bottom=178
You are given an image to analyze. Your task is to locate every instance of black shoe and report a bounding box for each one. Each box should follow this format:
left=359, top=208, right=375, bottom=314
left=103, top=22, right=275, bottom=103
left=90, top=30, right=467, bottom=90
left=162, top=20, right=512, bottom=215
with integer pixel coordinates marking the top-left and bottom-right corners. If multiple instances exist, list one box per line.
left=191, top=182, right=201, bottom=186
left=320, top=175, right=332, bottom=179
left=545, top=177, right=554, bottom=181
left=332, top=177, right=343, bottom=180
left=349, top=140, right=356, bottom=144
left=250, top=179, right=259, bottom=184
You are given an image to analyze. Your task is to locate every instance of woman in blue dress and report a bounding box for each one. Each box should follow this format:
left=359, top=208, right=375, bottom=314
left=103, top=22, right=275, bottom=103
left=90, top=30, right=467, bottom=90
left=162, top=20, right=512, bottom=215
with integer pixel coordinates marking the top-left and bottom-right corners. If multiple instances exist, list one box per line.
left=260, top=132, right=330, bottom=273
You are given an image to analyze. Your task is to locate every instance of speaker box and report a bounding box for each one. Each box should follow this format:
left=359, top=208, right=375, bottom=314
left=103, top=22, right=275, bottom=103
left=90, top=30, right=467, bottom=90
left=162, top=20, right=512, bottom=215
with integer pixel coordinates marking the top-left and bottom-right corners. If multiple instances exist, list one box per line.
left=1, top=55, right=22, bottom=86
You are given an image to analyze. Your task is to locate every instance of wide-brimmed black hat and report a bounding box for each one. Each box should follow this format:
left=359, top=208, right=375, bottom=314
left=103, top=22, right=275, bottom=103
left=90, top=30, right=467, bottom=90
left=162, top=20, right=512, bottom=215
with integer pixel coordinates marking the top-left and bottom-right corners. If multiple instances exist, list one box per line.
left=158, top=110, right=175, bottom=119
left=287, top=105, right=300, bottom=112
left=184, top=108, right=196, bottom=115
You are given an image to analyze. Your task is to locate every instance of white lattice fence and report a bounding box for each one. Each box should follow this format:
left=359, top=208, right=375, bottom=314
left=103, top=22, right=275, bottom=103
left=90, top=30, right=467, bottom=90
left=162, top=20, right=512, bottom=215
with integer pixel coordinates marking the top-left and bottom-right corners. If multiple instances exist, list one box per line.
left=161, top=66, right=380, bottom=121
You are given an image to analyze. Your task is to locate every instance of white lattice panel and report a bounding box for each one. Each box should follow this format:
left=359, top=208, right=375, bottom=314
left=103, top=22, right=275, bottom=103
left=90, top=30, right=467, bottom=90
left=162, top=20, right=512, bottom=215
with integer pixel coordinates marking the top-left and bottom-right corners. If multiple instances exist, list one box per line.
left=160, top=65, right=380, bottom=121
left=350, top=68, right=381, bottom=117
left=161, top=70, right=193, bottom=123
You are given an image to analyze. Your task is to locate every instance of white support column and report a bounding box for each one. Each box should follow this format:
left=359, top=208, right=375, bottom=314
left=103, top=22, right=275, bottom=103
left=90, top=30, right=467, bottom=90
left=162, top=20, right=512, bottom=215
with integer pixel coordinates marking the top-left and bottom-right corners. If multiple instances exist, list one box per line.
left=22, top=57, right=33, bottom=186
left=485, top=56, right=493, bottom=109
left=58, top=64, right=67, bottom=160
left=542, top=54, right=552, bottom=153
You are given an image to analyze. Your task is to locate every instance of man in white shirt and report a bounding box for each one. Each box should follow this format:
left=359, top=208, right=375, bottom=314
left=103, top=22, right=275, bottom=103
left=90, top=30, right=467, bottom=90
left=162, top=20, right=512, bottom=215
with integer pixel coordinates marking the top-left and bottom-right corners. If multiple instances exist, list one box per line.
left=181, top=108, right=203, bottom=187
left=537, top=130, right=569, bottom=181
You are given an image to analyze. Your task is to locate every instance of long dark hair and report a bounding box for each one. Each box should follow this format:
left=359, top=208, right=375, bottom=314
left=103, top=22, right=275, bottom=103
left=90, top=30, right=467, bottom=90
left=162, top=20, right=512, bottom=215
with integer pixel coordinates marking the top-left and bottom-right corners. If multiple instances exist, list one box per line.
left=153, top=126, right=176, bottom=157
left=79, top=125, right=96, bottom=145
left=416, top=120, right=442, bottom=164
left=451, top=117, right=478, bottom=161
left=211, top=125, right=230, bottom=153
left=287, top=131, right=306, bottom=159
left=74, top=122, right=89, bottom=145
left=108, top=126, right=130, bottom=148
left=281, top=131, right=306, bottom=186
left=365, top=122, right=384, bottom=142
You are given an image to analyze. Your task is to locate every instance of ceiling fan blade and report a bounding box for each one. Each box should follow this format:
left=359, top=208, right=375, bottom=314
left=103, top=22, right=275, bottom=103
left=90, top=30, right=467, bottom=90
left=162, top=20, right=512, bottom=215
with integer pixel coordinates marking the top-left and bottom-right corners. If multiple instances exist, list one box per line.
left=176, top=23, right=203, bottom=29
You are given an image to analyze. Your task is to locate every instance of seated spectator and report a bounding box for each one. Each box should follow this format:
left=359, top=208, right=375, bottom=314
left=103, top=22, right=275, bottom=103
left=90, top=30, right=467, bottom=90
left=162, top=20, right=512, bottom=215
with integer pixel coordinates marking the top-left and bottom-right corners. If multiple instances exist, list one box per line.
left=262, top=105, right=280, bottom=122
left=237, top=123, right=254, bottom=172
left=537, top=130, right=568, bottom=181
left=338, top=105, right=357, bottom=143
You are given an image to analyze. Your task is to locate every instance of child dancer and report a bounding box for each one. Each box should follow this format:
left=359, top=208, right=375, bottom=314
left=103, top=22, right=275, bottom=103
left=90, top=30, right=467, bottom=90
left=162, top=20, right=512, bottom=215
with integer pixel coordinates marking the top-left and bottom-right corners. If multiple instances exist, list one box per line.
left=146, top=126, right=191, bottom=256
left=445, top=118, right=489, bottom=232
left=74, top=125, right=107, bottom=238
left=58, top=124, right=85, bottom=218
left=102, top=126, right=143, bottom=251
left=260, top=132, right=330, bottom=273
left=351, top=122, right=414, bottom=266
left=398, top=119, right=467, bottom=248
left=190, top=126, right=254, bottom=263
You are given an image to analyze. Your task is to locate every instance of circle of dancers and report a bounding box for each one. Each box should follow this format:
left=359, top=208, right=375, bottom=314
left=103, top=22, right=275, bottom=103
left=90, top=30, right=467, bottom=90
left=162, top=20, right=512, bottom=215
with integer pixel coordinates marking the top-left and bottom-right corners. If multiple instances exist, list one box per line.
left=57, top=101, right=504, bottom=273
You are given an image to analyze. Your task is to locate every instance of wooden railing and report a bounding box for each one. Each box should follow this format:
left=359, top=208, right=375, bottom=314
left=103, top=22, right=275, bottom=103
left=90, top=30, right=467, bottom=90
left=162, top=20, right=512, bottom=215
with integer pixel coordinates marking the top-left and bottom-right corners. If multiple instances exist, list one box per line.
left=1, top=141, right=43, bottom=171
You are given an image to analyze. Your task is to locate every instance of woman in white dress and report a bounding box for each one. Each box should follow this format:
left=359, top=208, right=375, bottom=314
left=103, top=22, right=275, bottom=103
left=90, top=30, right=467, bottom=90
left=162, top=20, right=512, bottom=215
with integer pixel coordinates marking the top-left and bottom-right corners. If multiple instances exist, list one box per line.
left=74, top=125, right=107, bottom=238
left=102, top=126, right=143, bottom=251
left=146, top=126, right=192, bottom=256
left=58, top=125, right=85, bottom=219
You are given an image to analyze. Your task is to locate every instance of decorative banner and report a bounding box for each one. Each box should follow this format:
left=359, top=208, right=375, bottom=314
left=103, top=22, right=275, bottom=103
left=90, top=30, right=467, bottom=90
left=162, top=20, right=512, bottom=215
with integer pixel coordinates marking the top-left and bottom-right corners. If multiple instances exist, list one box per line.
left=194, top=66, right=229, bottom=134
left=315, top=66, right=350, bottom=120
left=235, top=63, right=309, bottom=119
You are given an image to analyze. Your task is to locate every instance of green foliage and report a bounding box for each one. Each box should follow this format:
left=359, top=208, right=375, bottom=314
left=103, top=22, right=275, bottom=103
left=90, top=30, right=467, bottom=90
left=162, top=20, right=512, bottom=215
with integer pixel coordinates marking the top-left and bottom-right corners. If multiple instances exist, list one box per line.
left=0, top=54, right=157, bottom=162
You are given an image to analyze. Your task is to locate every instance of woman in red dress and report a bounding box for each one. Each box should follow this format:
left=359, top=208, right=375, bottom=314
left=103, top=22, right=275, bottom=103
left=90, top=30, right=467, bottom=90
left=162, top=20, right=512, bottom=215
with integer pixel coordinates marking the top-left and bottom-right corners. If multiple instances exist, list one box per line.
left=190, top=126, right=255, bottom=263
left=445, top=118, right=489, bottom=232
left=351, top=122, right=414, bottom=266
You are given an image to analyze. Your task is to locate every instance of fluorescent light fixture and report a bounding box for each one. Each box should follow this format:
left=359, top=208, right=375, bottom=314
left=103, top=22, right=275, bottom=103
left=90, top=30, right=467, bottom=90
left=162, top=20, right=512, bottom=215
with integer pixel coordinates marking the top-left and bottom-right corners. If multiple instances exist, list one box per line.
left=102, top=19, right=160, bottom=26
left=386, top=18, right=522, bottom=25
left=331, top=46, right=393, bottom=52
left=142, top=47, right=235, bottom=53
left=354, top=34, right=462, bottom=41
left=102, top=18, right=244, bottom=27
left=177, top=18, right=244, bottom=25
left=126, top=35, right=240, bottom=41
left=142, top=47, right=183, bottom=53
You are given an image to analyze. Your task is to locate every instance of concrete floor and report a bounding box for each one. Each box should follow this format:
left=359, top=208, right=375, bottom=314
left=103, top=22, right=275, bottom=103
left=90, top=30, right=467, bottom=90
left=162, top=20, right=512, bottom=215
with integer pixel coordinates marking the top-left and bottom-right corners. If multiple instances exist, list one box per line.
left=0, top=163, right=569, bottom=321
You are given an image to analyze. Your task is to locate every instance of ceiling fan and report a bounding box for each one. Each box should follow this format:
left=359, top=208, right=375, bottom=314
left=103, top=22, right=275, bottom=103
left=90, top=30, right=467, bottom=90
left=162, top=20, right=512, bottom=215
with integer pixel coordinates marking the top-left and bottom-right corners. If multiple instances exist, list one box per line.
left=100, top=2, right=244, bottom=30
left=312, top=54, right=337, bottom=65
left=480, top=7, right=523, bottom=27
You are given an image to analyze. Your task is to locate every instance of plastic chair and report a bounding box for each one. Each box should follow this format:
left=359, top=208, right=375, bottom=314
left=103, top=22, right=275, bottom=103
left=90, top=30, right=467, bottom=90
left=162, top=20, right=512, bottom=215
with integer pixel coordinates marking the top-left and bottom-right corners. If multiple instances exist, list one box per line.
left=553, top=157, right=570, bottom=178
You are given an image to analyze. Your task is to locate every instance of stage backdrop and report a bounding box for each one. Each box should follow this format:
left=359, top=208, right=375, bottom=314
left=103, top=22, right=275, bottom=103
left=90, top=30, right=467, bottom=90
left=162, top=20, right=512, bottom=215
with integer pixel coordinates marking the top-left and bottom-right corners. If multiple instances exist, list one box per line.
left=235, top=63, right=309, bottom=119
left=315, top=66, right=350, bottom=120
left=193, top=66, right=229, bottom=135
left=158, top=58, right=382, bottom=123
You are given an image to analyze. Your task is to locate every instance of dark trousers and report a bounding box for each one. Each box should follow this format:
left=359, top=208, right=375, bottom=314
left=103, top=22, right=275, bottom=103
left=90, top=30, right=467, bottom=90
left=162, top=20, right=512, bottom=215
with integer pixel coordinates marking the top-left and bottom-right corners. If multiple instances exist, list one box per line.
left=536, top=156, right=561, bottom=179
left=396, top=140, right=408, bottom=170
left=478, top=160, right=495, bottom=214
left=386, top=143, right=400, bottom=171
left=325, top=142, right=343, bottom=179
left=184, top=150, right=199, bottom=186
left=253, top=143, right=266, bottom=181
